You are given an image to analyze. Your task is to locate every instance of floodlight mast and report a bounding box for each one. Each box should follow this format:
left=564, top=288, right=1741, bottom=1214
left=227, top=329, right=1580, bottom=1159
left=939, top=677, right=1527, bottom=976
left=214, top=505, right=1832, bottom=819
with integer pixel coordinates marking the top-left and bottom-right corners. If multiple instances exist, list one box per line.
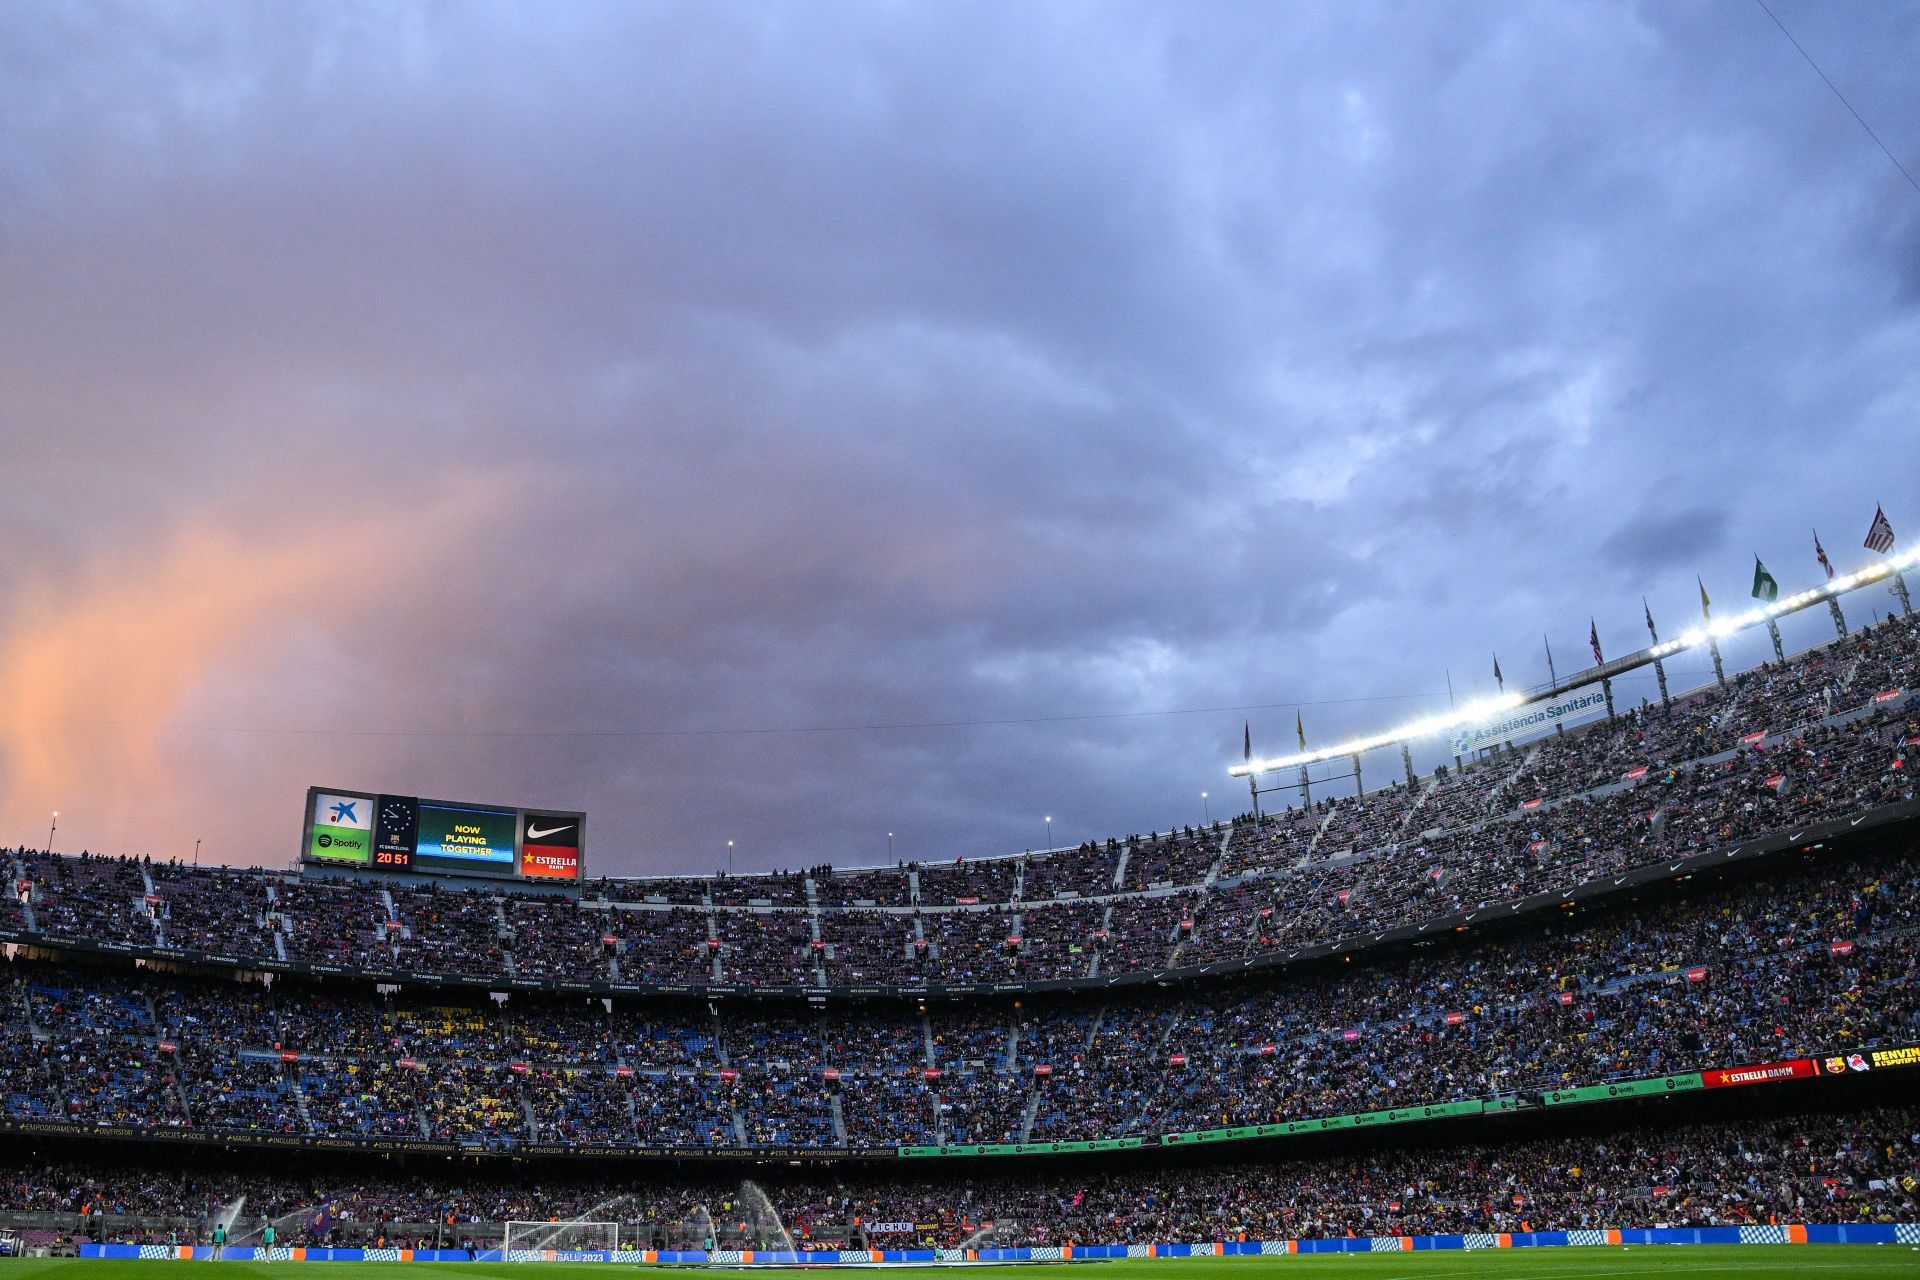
left=1229, top=543, right=1920, bottom=785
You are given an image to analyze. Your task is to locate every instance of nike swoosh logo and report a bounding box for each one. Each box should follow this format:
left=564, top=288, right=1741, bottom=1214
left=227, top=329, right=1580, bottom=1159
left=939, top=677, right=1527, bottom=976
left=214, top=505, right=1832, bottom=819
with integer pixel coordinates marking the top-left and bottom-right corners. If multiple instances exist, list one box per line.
left=526, top=824, right=574, bottom=840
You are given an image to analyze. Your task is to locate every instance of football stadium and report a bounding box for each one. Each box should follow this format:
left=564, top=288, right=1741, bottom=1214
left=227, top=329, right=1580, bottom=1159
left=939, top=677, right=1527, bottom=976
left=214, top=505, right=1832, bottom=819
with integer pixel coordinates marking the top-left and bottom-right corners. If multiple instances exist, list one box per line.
left=4, top=2, right=1919, bottom=1277
left=4, top=543, right=1920, bottom=1271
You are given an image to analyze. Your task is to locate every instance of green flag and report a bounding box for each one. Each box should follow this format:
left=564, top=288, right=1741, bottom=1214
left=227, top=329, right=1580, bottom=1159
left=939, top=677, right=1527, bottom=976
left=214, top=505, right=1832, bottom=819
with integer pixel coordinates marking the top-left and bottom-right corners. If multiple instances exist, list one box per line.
left=1751, top=557, right=1779, bottom=603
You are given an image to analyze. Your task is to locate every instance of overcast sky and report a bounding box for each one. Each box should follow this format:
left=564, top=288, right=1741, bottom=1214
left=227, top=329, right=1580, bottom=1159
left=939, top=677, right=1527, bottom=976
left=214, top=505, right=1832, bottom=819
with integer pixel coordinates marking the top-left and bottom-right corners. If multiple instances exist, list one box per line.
left=2, top=1, right=1916, bottom=876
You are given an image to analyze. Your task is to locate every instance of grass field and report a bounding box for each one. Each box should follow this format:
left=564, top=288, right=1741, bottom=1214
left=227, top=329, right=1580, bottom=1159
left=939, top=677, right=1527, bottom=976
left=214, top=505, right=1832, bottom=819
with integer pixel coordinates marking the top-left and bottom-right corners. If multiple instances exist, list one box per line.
left=4, top=1247, right=1919, bottom=1279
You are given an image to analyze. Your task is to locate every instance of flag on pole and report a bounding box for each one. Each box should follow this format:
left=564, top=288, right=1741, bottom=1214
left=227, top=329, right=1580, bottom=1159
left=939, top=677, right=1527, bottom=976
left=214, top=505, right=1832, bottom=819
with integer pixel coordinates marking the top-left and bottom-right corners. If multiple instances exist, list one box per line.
left=1865, top=505, right=1896, bottom=554
left=1492, top=653, right=1504, bottom=691
left=1589, top=619, right=1604, bottom=666
left=1295, top=712, right=1306, bottom=752
left=1814, top=530, right=1834, bottom=580
left=1751, top=557, right=1779, bottom=603
left=1643, top=598, right=1658, bottom=640
left=1243, top=722, right=1251, bottom=763
left=1698, top=577, right=1712, bottom=621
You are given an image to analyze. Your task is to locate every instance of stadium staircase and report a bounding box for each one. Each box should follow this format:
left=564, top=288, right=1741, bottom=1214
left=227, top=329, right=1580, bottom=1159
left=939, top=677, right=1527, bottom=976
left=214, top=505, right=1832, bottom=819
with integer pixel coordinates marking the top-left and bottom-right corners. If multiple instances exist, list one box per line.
left=805, top=884, right=827, bottom=985
left=11, top=853, right=36, bottom=933
left=907, top=865, right=921, bottom=906
left=827, top=1090, right=848, bottom=1145
left=263, top=883, right=290, bottom=963
left=1164, top=828, right=1235, bottom=967
left=170, top=1076, right=193, bottom=1128
left=1016, top=1087, right=1041, bottom=1142
left=1393, top=773, right=1444, bottom=835
left=1302, top=804, right=1341, bottom=860
left=291, top=1069, right=316, bottom=1131
left=705, top=896, right=723, bottom=982
left=1109, top=841, right=1131, bottom=891
left=1087, top=903, right=1112, bottom=977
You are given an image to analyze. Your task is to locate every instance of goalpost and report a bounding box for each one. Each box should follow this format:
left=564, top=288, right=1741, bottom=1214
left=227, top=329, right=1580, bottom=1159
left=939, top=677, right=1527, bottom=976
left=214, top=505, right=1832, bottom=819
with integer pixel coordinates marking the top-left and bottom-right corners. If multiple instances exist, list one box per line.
left=501, top=1221, right=619, bottom=1258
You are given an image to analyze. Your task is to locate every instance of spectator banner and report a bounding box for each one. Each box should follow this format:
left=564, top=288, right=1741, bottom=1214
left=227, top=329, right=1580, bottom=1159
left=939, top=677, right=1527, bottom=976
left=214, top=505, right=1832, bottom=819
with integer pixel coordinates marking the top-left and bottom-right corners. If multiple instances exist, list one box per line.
left=1824, top=1043, right=1920, bottom=1073
left=1166, top=1098, right=1488, bottom=1146
left=1543, top=1073, right=1701, bottom=1106
left=1868, top=1044, right=1920, bottom=1070
left=1701, top=1058, right=1818, bottom=1089
left=1451, top=686, right=1609, bottom=754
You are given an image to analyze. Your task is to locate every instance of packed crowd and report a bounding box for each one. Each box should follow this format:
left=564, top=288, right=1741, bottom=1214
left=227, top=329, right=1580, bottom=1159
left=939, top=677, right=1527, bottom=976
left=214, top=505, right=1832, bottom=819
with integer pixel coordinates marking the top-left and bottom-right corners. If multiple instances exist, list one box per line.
left=5, top=1103, right=1915, bottom=1247
left=6, top=620, right=1916, bottom=993
left=1, top=839, right=1916, bottom=1152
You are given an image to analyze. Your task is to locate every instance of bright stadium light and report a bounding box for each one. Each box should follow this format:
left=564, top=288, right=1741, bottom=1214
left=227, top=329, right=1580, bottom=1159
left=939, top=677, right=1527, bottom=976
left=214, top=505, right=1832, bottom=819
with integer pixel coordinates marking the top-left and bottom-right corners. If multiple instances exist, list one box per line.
left=1231, top=536, right=1914, bottom=780
left=1229, top=691, right=1524, bottom=776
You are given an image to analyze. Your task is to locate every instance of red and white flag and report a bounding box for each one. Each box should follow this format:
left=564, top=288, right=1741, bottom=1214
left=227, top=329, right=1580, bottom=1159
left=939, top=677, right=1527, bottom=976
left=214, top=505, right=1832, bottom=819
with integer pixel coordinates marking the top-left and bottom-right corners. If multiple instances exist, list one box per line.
left=1814, top=530, right=1834, bottom=580
left=1588, top=619, right=1604, bottom=666
left=1865, top=506, right=1895, bottom=554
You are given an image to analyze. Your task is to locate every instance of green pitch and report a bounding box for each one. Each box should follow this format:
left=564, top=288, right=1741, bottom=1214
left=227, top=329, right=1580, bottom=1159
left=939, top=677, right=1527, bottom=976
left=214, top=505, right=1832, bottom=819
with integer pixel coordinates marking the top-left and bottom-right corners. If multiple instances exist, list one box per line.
left=4, top=1246, right=1920, bottom=1278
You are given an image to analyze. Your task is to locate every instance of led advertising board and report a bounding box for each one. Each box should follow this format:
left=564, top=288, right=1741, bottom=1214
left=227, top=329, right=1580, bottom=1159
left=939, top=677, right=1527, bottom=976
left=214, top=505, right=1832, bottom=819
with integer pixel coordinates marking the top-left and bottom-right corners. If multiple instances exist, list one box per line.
left=302, top=787, right=583, bottom=882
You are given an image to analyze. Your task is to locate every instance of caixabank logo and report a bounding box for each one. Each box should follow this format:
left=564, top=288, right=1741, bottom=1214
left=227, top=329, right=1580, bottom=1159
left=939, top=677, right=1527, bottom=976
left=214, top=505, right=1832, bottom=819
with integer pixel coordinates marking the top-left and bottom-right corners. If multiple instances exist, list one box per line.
left=308, top=791, right=374, bottom=864
left=520, top=813, right=581, bottom=880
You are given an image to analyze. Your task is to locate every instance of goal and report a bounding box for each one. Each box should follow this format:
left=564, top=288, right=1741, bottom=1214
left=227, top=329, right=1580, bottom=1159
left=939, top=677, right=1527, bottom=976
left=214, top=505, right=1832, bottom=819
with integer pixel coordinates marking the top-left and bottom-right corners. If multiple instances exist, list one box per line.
left=502, top=1221, right=619, bottom=1258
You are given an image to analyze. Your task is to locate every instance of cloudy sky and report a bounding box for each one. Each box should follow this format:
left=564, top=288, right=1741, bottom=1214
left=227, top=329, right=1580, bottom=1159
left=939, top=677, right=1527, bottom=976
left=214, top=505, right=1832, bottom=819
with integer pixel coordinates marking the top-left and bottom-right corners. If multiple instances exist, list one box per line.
left=2, top=1, right=1916, bottom=876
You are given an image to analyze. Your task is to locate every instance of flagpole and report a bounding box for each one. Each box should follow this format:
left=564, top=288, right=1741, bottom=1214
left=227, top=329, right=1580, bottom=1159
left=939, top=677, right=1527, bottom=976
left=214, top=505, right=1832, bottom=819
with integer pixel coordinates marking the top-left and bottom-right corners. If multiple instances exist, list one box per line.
left=1296, top=712, right=1311, bottom=806
left=1244, top=722, right=1260, bottom=825
left=1446, top=668, right=1462, bottom=770
left=1591, top=618, right=1614, bottom=720
left=1700, top=576, right=1725, bottom=685
left=1542, top=635, right=1565, bottom=735
left=1757, top=556, right=1786, bottom=662
left=1643, top=598, right=1671, bottom=710
left=1817, top=529, right=1848, bottom=638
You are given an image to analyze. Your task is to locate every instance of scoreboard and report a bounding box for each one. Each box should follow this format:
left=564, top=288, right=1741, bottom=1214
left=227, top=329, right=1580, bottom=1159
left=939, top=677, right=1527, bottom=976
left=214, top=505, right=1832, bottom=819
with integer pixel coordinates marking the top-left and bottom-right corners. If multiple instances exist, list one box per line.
left=303, top=787, right=584, bottom=881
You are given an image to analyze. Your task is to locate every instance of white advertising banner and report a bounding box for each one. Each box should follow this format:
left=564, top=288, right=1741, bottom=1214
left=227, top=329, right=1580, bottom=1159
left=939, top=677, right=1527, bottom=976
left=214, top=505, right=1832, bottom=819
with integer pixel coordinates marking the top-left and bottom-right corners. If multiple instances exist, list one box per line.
left=1452, top=686, right=1608, bottom=754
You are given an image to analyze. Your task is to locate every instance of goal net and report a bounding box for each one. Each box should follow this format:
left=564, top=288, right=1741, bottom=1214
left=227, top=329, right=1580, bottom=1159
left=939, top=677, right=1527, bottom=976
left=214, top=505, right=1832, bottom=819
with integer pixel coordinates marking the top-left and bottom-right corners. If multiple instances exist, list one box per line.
left=502, top=1221, right=619, bottom=1258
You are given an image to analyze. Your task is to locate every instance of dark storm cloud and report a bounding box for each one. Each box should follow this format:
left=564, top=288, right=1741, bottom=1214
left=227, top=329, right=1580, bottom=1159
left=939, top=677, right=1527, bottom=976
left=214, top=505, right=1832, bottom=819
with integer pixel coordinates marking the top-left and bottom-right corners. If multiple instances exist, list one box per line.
left=1, top=0, right=1916, bottom=872
left=1599, top=506, right=1731, bottom=574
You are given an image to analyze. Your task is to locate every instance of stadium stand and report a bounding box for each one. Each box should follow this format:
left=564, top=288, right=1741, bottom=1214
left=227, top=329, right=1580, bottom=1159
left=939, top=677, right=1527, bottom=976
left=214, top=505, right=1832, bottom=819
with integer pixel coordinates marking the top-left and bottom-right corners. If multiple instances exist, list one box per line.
left=1, top=616, right=1918, bottom=1249
left=5, top=618, right=1912, bottom=996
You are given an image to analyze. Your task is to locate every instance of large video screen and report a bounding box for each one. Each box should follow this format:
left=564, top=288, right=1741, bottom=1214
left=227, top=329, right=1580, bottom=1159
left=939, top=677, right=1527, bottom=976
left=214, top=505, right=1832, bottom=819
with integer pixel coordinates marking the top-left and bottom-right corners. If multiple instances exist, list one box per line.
left=303, top=787, right=583, bottom=882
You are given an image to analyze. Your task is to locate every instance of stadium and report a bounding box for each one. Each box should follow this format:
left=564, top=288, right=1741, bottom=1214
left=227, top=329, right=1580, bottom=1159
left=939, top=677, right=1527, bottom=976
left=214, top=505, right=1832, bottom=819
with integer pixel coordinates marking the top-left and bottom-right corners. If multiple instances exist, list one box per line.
left=3, top=537, right=1920, bottom=1274
left=6, top=3, right=1920, bottom=1278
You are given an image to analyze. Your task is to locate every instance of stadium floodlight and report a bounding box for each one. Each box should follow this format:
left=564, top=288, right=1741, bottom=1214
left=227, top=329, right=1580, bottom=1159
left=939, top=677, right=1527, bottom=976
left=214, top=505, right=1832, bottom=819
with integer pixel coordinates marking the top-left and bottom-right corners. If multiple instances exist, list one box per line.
left=1230, top=537, right=1916, bottom=780
left=1230, top=692, right=1524, bottom=776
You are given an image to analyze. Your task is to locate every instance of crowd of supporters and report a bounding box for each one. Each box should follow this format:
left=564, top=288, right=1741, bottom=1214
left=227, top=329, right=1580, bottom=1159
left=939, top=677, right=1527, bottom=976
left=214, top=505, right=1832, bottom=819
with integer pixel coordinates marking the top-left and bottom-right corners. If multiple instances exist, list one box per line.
left=6, top=619, right=1916, bottom=994
left=4, top=1102, right=1915, bottom=1247
left=1, top=838, right=1916, bottom=1152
